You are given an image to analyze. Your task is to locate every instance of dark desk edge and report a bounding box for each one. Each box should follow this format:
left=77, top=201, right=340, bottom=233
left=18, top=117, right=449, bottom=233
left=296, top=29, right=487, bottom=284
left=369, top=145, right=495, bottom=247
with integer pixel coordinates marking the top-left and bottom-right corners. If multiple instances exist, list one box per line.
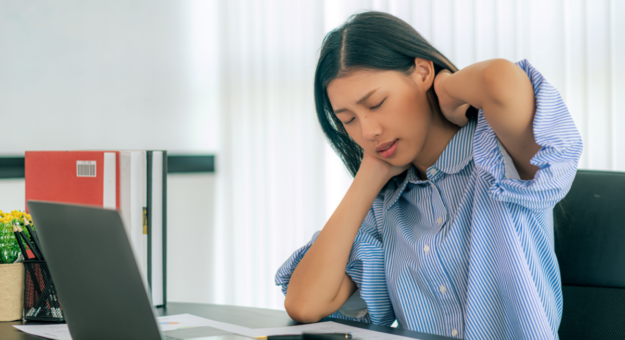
left=0, top=155, right=215, bottom=179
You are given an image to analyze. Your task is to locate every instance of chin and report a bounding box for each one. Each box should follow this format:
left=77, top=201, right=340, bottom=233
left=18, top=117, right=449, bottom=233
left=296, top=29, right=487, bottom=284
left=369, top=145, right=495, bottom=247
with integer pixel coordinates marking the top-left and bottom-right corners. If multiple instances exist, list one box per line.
left=385, top=155, right=412, bottom=168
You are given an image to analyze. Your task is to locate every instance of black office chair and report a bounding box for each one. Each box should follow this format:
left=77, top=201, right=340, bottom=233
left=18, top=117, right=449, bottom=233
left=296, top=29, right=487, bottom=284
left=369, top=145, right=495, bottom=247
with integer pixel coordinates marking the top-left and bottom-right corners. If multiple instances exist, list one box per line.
left=554, top=170, right=625, bottom=339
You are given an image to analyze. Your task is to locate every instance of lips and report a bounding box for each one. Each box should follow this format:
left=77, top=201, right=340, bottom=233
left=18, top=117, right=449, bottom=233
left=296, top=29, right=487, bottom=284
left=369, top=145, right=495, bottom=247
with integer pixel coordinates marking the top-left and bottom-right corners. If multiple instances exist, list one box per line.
left=376, top=139, right=398, bottom=152
left=375, top=139, right=399, bottom=158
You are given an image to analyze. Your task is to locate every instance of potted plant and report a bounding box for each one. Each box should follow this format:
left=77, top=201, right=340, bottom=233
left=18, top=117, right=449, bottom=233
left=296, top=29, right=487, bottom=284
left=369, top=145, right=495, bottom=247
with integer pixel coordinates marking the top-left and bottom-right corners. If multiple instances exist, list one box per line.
left=0, top=210, right=32, bottom=321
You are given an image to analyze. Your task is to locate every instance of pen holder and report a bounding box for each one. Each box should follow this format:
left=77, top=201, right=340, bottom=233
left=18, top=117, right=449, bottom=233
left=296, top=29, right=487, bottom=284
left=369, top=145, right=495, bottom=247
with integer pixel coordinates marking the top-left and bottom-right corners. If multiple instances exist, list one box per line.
left=23, top=260, right=65, bottom=322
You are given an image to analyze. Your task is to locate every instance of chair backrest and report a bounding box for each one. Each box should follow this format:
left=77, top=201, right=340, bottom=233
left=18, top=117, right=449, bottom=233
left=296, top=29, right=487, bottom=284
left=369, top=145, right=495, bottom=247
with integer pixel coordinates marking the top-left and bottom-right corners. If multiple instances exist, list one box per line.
left=554, top=170, right=625, bottom=339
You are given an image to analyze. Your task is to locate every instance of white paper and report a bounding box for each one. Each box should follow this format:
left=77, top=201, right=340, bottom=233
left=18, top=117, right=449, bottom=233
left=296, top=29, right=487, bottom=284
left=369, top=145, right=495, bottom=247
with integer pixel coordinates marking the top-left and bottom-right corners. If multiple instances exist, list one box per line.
left=13, top=324, right=72, bottom=340
left=158, top=313, right=252, bottom=334
left=243, top=321, right=423, bottom=340
left=14, top=315, right=421, bottom=340
left=13, top=313, right=251, bottom=340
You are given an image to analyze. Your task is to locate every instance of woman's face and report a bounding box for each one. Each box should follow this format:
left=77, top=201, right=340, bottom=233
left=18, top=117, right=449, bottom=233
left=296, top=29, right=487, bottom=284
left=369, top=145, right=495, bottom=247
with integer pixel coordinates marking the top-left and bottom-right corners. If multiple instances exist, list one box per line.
left=326, top=59, right=437, bottom=168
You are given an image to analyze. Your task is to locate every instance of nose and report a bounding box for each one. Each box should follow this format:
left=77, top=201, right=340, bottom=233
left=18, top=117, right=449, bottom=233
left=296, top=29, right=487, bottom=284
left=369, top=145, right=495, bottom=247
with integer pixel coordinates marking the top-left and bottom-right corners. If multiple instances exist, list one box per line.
left=360, top=115, right=383, bottom=141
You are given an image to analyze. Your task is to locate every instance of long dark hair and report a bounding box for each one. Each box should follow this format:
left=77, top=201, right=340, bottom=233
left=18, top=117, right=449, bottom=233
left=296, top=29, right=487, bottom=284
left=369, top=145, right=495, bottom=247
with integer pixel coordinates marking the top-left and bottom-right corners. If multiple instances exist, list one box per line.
left=314, top=11, right=461, bottom=178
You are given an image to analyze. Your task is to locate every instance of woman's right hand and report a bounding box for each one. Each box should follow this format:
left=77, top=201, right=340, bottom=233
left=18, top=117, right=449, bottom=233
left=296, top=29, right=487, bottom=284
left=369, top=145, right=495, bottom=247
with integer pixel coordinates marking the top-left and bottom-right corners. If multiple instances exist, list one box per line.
left=359, top=150, right=412, bottom=183
left=287, top=148, right=399, bottom=323
left=285, top=148, right=410, bottom=323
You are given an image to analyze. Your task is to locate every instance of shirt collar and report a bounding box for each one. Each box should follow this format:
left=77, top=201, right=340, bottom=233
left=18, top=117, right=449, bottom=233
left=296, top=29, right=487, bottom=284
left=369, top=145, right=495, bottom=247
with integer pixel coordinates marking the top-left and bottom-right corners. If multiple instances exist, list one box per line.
left=384, top=118, right=477, bottom=212
left=431, top=118, right=476, bottom=175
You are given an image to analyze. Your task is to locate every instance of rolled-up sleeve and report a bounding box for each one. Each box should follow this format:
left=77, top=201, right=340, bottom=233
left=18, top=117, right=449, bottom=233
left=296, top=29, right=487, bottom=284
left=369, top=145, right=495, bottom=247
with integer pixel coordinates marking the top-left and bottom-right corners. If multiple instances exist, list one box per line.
left=472, top=59, right=583, bottom=211
left=275, top=206, right=395, bottom=325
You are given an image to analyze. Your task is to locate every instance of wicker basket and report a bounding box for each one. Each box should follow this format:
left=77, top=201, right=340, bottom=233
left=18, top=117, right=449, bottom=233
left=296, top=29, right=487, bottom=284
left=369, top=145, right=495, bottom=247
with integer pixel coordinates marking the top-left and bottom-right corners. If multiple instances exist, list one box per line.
left=0, top=263, right=25, bottom=321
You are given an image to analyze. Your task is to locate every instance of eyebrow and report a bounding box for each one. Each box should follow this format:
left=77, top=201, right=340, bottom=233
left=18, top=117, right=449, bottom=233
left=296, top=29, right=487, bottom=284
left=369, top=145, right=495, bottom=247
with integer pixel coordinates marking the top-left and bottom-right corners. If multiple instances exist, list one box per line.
left=333, top=88, right=380, bottom=114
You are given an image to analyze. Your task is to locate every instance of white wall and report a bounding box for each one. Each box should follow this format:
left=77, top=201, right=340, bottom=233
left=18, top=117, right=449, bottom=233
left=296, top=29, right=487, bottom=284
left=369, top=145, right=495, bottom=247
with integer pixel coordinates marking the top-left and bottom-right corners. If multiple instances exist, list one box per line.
left=0, top=179, right=25, bottom=212
left=0, top=0, right=219, bottom=155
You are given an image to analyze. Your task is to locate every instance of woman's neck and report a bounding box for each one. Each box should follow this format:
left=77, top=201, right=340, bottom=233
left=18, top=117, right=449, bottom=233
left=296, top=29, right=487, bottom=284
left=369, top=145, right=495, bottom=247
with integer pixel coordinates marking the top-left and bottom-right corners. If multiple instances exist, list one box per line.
left=411, top=90, right=461, bottom=179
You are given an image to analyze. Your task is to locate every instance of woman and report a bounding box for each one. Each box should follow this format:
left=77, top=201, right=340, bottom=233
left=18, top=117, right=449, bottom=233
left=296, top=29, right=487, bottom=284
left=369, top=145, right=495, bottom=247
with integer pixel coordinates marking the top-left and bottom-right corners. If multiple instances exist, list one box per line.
left=275, top=11, right=582, bottom=340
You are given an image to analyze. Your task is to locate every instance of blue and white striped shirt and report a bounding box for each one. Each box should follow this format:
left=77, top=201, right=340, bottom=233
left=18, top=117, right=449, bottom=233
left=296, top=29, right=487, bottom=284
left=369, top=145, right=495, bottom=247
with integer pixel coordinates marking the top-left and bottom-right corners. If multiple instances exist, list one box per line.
left=276, top=60, right=583, bottom=339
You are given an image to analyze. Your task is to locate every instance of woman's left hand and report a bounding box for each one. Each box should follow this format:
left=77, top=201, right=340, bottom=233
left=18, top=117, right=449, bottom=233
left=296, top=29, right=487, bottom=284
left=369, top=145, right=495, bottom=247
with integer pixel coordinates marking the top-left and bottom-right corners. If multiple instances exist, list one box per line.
left=433, top=69, right=471, bottom=127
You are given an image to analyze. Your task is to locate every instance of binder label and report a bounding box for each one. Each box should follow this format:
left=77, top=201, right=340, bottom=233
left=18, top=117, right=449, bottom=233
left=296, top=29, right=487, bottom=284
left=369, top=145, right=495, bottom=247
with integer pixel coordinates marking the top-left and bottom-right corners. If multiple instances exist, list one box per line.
left=76, top=161, right=97, bottom=177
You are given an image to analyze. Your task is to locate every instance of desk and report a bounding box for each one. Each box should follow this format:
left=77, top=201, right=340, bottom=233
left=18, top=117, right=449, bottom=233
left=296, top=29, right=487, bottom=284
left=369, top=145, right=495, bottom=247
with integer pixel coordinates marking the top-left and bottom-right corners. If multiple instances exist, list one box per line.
left=0, top=302, right=454, bottom=340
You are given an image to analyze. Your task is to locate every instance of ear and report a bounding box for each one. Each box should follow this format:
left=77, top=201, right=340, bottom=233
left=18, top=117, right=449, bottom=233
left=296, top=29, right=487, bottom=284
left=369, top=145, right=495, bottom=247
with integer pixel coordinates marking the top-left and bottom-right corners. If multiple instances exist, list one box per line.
left=410, top=58, right=435, bottom=90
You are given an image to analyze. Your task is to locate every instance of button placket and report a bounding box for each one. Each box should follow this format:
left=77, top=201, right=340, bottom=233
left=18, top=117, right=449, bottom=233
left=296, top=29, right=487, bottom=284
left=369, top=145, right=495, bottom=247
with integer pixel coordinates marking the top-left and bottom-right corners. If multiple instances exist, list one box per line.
left=401, top=169, right=463, bottom=337
left=422, top=237, right=460, bottom=332
left=429, top=184, right=447, bottom=231
left=435, top=277, right=463, bottom=338
left=428, top=184, right=463, bottom=338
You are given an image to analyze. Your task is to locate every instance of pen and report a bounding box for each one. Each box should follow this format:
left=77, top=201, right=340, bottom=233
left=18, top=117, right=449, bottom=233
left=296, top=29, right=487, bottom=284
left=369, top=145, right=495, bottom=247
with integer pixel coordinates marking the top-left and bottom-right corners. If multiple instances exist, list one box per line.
left=23, top=216, right=44, bottom=260
left=12, top=224, right=29, bottom=259
left=304, top=333, right=352, bottom=340
left=16, top=223, right=43, bottom=260
left=254, top=335, right=302, bottom=340
left=255, top=334, right=352, bottom=340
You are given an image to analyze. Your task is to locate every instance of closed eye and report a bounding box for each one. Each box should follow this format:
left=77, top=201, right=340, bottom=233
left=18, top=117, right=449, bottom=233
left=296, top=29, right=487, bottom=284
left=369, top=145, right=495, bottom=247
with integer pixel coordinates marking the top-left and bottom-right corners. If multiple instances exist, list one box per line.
left=344, top=117, right=355, bottom=124
left=370, top=98, right=385, bottom=110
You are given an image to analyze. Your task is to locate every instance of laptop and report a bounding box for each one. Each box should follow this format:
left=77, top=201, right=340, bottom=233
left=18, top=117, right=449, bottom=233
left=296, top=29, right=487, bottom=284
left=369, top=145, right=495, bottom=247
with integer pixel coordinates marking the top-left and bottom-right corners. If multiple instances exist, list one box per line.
left=28, top=200, right=246, bottom=340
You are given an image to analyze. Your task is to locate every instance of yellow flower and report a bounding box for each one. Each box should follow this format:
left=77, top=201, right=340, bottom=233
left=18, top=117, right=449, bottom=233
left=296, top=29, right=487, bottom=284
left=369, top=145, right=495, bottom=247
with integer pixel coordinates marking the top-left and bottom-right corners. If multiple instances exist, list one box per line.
left=0, top=210, right=33, bottom=226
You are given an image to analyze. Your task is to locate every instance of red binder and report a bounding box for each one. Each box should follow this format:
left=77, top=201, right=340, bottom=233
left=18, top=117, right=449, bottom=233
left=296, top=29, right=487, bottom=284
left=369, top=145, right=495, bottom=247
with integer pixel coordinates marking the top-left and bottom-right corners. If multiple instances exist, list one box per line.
left=25, top=151, right=120, bottom=212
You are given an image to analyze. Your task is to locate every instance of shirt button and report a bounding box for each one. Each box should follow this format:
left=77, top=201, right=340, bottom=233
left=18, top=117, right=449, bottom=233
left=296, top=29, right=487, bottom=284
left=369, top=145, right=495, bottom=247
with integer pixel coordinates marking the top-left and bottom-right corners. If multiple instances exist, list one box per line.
left=436, top=217, right=442, bottom=224
left=439, top=285, right=447, bottom=293
left=452, top=329, right=458, bottom=337
left=423, top=245, right=430, bottom=253
left=430, top=168, right=438, bottom=175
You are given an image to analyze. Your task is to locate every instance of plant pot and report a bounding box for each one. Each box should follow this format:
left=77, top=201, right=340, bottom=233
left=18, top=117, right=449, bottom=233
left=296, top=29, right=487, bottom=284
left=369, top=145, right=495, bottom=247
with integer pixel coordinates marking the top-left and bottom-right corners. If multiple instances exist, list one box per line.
left=0, top=263, right=24, bottom=321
